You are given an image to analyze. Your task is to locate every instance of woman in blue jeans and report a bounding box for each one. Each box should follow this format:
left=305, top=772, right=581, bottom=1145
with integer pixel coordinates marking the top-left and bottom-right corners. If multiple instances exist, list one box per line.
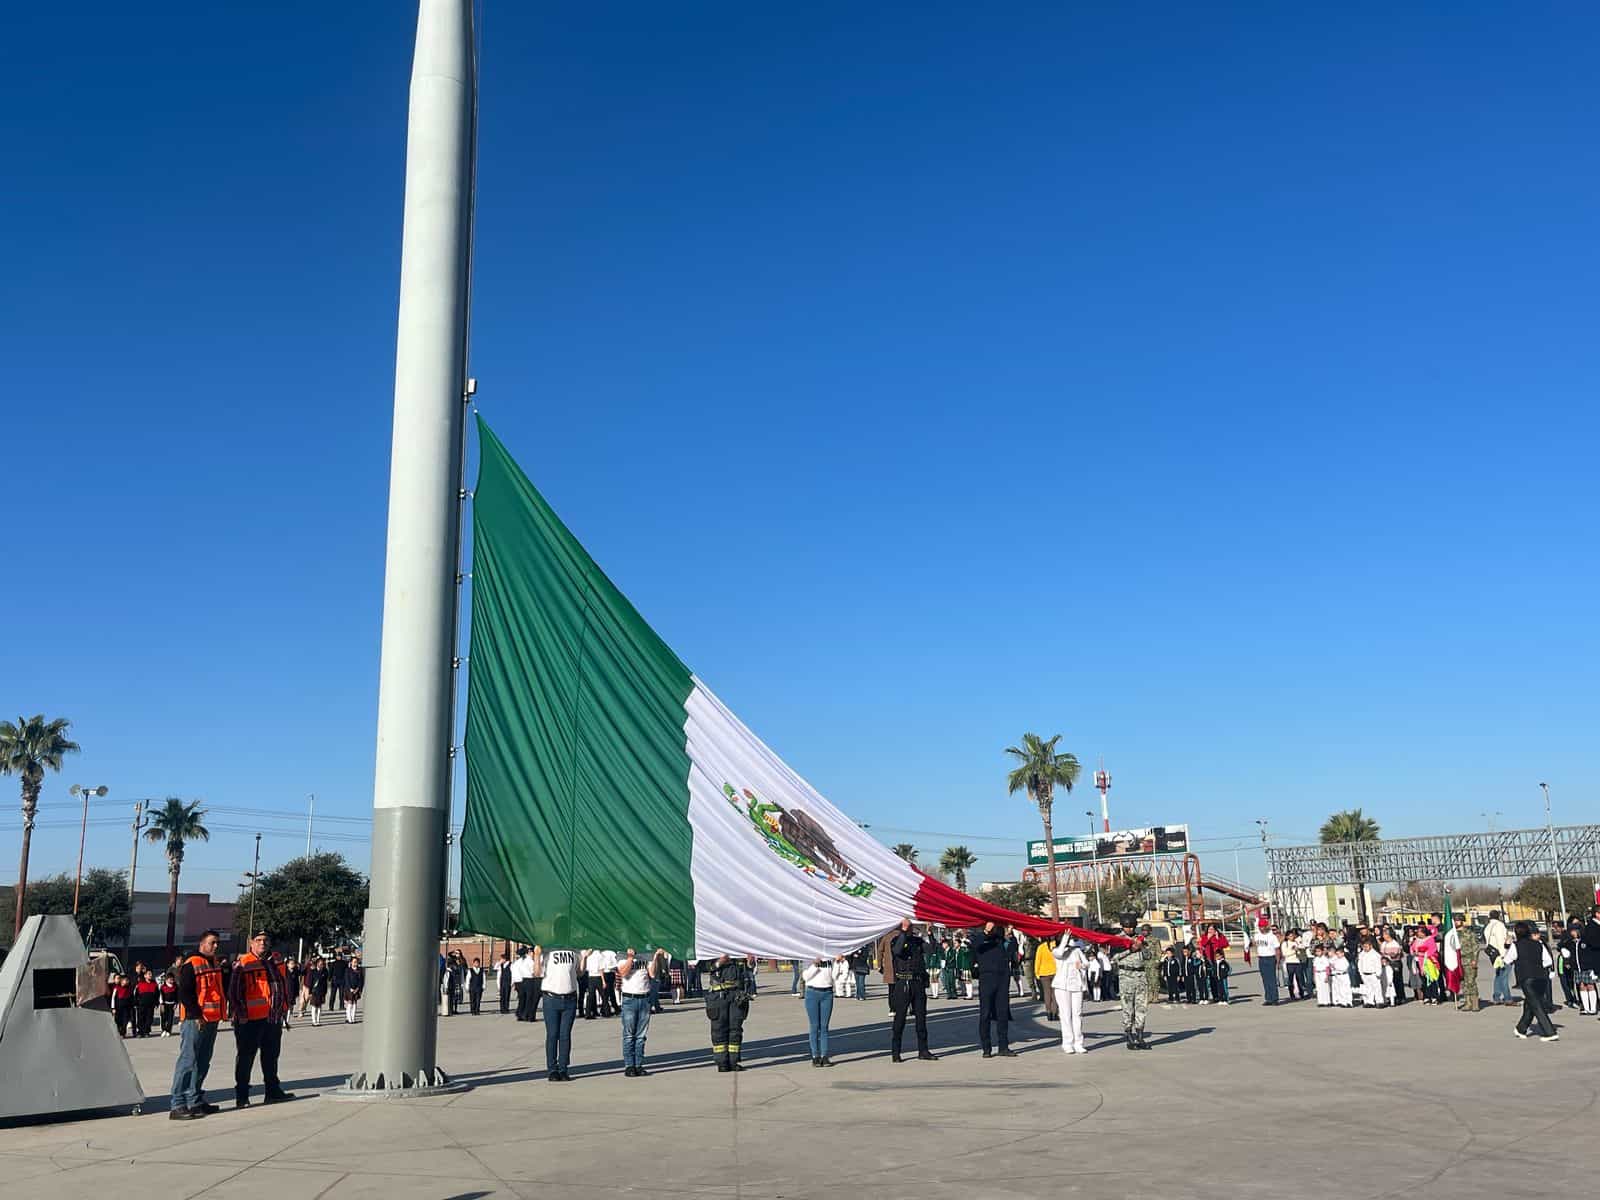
left=801, top=957, right=837, bottom=1067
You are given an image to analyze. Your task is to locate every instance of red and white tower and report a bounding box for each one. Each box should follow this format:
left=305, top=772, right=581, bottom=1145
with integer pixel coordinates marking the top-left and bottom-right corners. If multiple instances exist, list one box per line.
left=1094, top=761, right=1111, bottom=833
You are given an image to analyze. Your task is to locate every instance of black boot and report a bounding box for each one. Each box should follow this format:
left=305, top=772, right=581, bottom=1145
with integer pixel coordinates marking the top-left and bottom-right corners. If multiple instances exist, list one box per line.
left=917, top=1050, right=938, bottom=1061
left=1136, top=1031, right=1151, bottom=1050
left=1124, top=1030, right=1136, bottom=1050
left=892, top=1050, right=904, bottom=1063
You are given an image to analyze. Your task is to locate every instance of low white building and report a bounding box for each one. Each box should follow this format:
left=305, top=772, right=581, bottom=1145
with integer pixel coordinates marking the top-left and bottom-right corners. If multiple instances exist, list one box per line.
left=1268, top=882, right=1376, bottom=928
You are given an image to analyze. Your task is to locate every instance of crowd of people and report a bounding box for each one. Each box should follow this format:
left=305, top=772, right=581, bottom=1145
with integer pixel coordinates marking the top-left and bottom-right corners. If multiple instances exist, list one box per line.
left=139, top=904, right=1599, bottom=1117
left=1245, top=906, right=1600, bottom=1041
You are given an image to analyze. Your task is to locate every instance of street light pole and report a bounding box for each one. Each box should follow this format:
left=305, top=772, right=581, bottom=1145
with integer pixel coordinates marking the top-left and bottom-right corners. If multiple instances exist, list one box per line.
left=1540, top=782, right=1567, bottom=926
left=125, top=798, right=149, bottom=957
left=1085, top=812, right=1103, bottom=926
left=245, top=833, right=262, bottom=935
left=69, top=784, right=109, bottom=916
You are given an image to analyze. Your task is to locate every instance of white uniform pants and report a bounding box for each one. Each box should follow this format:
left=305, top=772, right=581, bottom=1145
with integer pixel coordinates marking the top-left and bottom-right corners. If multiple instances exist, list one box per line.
left=1058, top=987, right=1084, bottom=1053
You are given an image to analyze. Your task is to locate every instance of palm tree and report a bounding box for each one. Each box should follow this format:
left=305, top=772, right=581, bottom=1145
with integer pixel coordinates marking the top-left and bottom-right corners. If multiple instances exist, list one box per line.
left=892, top=843, right=919, bottom=865
left=939, top=846, right=978, bottom=893
left=0, top=715, right=80, bottom=937
left=1005, top=732, right=1081, bottom=921
left=144, top=798, right=209, bottom=957
left=1319, top=808, right=1381, bottom=925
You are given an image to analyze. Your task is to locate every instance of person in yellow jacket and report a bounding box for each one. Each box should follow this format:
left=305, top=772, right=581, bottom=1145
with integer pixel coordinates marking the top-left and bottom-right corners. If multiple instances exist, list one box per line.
left=1034, top=936, right=1059, bottom=1021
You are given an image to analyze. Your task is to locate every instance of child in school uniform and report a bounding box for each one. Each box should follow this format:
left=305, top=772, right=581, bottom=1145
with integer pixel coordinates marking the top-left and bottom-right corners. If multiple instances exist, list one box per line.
left=1213, top=950, right=1230, bottom=1003
left=1160, top=947, right=1181, bottom=1006
left=1180, top=946, right=1200, bottom=1005
left=1357, top=938, right=1385, bottom=1008
left=1313, top=945, right=1334, bottom=1007
left=1330, top=946, right=1354, bottom=1007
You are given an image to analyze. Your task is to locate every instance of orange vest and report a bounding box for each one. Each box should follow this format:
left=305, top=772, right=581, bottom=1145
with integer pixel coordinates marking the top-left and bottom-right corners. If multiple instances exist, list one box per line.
left=181, top=954, right=228, bottom=1023
left=234, top=952, right=275, bottom=1022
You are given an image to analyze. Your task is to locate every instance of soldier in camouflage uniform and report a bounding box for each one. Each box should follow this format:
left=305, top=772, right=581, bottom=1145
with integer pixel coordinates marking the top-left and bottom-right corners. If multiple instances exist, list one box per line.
left=1455, top=915, right=1481, bottom=1012
left=1110, top=915, right=1152, bottom=1050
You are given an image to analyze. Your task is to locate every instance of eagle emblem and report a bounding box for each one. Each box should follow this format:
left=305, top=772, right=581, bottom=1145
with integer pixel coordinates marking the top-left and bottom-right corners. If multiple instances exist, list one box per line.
left=723, top=783, right=876, bottom=899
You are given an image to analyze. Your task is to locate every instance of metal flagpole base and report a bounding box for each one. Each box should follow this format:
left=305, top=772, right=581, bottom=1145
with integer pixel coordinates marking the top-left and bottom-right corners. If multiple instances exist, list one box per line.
left=329, top=1066, right=469, bottom=1102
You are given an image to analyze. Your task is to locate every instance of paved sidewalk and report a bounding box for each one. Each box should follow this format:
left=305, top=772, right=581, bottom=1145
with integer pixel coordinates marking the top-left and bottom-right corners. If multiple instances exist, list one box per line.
left=1, top=973, right=1595, bottom=1199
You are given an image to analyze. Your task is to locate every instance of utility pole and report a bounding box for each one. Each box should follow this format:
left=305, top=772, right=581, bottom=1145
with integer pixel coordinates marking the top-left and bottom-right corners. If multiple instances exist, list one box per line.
left=1255, top=819, right=1272, bottom=926
left=1085, top=811, right=1103, bottom=925
left=69, top=784, right=109, bottom=916
left=243, top=834, right=263, bottom=935
left=298, top=793, right=316, bottom=961
left=125, top=798, right=149, bottom=956
left=348, top=0, right=475, bottom=1098
left=1540, top=782, right=1567, bottom=926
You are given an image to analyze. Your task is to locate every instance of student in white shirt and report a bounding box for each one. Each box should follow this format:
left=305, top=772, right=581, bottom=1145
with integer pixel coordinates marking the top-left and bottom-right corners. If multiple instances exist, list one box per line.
left=1052, top=938, right=1090, bottom=1055
left=616, top=947, right=657, bottom=1076
left=541, top=948, right=581, bottom=1081
left=509, top=951, right=533, bottom=1022
left=1329, top=949, right=1354, bottom=1008
left=1312, top=946, right=1333, bottom=1007
left=801, top=957, right=837, bottom=1067
left=1253, top=925, right=1282, bottom=1005
left=1357, top=940, right=1384, bottom=1008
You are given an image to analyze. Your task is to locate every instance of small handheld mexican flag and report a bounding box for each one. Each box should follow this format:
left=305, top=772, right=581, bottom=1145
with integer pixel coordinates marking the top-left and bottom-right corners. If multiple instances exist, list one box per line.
left=459, top=419, right=1120, bottom=958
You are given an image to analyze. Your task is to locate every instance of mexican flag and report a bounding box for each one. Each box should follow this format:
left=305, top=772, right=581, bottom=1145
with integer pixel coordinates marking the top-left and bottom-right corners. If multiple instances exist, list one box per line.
left=460, top=419, right=1117, bottom=957
left=1441, top=891, right=1461, bottom=994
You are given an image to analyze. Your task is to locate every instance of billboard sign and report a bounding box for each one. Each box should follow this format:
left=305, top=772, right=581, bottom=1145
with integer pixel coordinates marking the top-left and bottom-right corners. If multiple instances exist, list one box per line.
left=1027, top=824, right=1189, bottom=867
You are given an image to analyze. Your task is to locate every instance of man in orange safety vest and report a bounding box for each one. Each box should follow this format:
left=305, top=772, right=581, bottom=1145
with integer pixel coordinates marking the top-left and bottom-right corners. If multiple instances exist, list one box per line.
left=227, top=930, right=296, bottom=1109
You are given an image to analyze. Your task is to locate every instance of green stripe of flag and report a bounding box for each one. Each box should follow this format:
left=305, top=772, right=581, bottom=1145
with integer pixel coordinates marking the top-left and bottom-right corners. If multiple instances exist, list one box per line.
left=460, top=417, right=697, bottom=951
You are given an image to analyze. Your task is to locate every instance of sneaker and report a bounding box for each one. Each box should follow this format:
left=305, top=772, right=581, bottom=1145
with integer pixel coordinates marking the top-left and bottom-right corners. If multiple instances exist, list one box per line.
left=196, top=1102, right=221, bottom=1115
left=1541, top=1034, right=1560, bottom=1042
left=1514, top=1030, right=1529, bottom=1039
left=168, top=1107, right=201, bottom=1121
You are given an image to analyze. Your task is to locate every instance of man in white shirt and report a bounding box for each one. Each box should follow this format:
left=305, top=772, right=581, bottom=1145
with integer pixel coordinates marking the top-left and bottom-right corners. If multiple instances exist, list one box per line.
left=598, top=949, right=621, bottom=1018
left=1483, top=911, right=1512, bottom=1004
left=616, top=948, right=657, bottom=1076
left=542, top=948, right=581, bottom=1080
left=1253, top=923, right=1282, bottom=1005
left=509, top=950, right=533, bottom=1022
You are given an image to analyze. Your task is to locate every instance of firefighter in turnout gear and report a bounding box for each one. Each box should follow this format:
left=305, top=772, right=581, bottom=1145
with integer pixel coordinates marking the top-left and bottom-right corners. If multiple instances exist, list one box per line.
left=889, top=918, right=938, bottom=1062
left=703, top=954, right=753, bottom=1071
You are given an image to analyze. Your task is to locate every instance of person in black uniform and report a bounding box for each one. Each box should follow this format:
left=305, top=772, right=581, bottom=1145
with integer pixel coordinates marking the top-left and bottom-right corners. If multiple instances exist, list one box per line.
left=703, top=953, right=753, bottom=1072
left=971, top=921, right=1017, bottom=1058
left=888, top=918, right=939, bottom=1063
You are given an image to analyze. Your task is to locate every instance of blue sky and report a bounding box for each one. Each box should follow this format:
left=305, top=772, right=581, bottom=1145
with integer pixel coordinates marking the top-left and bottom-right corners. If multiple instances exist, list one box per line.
left=3, top=3, right=1596, bottom=900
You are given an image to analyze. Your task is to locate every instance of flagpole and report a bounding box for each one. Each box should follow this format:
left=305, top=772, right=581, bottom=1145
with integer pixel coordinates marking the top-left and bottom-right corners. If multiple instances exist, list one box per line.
left=343, top=0, right=475, bottom=1097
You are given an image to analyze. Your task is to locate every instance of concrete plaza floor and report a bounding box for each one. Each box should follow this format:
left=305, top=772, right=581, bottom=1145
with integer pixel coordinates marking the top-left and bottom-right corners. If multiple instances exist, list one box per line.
left=2, top=969, right=1596, bottom=1199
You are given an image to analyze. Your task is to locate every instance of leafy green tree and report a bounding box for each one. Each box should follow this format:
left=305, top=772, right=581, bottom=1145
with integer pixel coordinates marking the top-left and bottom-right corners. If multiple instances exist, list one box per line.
left=144, top=798, right=209, bottom=958
left=1319, top=808, right=1381, bottom=925
left=1513, top=874, right=1598, bottom=921
left=1, top=715, right=80, bottom=937
left=982, top=880, right=1047, bottom=917
left=1005, top=732, right=1081, bottom=921
left=0, top=868, right=129, bottom=948
left=1101, top=870, right=1155, bottom=922
left=236, top=852, right=368, bottom=951
left=939, top=846, right=978, bottom=893
left=892, top=843, right=919, bottom=864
